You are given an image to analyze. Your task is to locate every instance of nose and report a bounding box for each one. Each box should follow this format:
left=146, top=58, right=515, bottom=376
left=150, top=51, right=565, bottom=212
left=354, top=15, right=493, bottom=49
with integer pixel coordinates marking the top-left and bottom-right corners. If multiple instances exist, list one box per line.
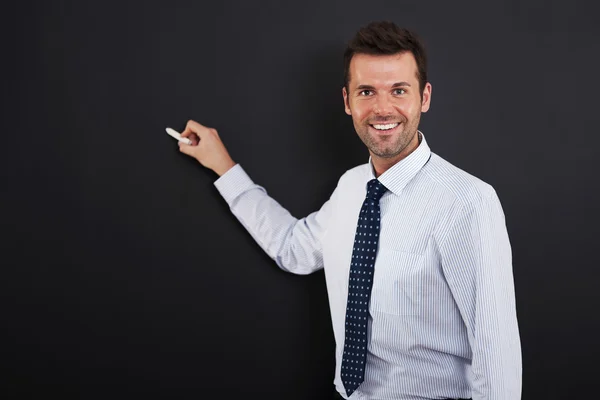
left=373, top=93, right=394, bottom=116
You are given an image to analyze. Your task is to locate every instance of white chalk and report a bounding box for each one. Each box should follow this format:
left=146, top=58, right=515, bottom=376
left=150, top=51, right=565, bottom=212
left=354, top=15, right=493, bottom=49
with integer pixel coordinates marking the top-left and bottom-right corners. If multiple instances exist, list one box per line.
left=165, top=127, right=192, bottom=145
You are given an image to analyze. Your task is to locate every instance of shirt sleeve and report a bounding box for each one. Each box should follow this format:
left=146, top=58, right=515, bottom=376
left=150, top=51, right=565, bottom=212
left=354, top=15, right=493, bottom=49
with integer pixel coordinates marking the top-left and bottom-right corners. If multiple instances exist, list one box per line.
left=439, top=187, right=522, bottom=400
left=213, top=164, right=337, bottom=275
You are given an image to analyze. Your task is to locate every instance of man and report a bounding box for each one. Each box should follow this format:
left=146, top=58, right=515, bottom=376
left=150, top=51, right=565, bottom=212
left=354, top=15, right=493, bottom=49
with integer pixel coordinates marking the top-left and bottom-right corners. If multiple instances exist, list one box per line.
left=177, top=21, right=521, bottom=400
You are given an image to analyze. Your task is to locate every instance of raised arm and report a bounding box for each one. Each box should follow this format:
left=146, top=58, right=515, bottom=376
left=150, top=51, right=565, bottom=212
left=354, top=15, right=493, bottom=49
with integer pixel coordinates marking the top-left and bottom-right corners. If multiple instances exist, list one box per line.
left=177, top=119, right=337, bottom=274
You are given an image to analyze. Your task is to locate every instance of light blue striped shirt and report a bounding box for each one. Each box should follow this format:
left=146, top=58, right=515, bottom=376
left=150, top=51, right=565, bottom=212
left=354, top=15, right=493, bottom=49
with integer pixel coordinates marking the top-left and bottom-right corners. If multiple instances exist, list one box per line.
left=213, top=133, right=521, bottom=400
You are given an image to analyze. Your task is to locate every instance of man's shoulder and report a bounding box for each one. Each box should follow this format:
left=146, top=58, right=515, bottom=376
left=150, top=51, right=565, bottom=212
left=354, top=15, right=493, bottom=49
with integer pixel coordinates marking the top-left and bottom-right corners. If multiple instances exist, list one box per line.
left=422, top=153, right=498, bottom=208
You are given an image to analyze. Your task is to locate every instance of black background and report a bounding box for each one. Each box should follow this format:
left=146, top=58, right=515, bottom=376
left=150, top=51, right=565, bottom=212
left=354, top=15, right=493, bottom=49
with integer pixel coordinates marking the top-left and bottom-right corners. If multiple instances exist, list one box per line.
left=2, top=0, right=599, bottom=399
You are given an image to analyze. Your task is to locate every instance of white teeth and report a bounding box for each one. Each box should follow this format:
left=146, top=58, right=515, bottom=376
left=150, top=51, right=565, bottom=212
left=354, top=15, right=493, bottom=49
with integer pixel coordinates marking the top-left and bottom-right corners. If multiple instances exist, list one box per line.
left=372, top=123, right=399, bottom=130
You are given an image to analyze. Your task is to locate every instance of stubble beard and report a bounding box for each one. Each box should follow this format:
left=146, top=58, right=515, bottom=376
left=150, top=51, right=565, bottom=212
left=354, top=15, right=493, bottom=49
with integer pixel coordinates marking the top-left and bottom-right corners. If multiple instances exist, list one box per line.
left=355, top=112, right=421, bottom=159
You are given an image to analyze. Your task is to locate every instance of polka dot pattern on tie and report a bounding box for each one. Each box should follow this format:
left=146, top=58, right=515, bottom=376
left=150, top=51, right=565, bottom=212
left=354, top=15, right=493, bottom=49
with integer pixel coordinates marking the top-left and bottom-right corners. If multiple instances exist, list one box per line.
left=341, top=179, right=388, bottom=397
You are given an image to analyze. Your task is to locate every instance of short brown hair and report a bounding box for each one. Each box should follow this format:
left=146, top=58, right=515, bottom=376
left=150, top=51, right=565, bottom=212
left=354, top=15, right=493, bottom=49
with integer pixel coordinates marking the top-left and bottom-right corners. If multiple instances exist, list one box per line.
left=343, top=21, right=428, bottom=96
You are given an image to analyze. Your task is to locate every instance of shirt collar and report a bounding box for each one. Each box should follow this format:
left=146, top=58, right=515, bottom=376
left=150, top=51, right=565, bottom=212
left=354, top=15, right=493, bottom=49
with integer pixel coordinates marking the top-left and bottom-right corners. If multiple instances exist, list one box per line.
left=367, top=131, right=432, bottom=196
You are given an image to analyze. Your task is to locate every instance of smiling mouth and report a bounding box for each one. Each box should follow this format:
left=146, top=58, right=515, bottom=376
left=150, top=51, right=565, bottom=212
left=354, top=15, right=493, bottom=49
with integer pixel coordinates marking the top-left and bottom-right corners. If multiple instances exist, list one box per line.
left=369, top=122, right=400, bottom=133
left=371, top=122, right=399, bottom=130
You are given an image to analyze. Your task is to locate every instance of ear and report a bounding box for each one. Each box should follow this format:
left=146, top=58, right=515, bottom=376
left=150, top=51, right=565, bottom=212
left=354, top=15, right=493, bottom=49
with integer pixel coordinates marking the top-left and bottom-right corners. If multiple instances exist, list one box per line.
left=421, top=82, right=432, bottom=113
left=342, top=87, right=352, bottom=115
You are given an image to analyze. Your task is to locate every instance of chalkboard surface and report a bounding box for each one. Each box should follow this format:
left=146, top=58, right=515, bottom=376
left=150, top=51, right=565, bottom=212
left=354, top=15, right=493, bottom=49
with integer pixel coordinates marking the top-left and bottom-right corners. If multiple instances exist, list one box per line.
left=2, top=1, right=599, bottom=399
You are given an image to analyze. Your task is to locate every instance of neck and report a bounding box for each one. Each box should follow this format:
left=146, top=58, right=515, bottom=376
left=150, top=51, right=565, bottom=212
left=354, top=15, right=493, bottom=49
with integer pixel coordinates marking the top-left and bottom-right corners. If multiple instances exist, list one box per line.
left=371, top=131, right=421, bottom=178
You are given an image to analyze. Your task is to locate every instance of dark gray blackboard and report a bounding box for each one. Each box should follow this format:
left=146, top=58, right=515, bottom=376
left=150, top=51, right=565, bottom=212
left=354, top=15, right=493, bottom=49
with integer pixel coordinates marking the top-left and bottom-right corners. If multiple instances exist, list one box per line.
left=2, top=0, right=599, bottom=398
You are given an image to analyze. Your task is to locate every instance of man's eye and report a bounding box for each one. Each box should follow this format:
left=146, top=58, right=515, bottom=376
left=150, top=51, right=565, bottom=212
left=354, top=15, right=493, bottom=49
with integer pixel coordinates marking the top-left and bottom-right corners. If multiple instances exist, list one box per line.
left=394, top=89, right=406, bottom=95
left=359, top=90, right=373, bottom=96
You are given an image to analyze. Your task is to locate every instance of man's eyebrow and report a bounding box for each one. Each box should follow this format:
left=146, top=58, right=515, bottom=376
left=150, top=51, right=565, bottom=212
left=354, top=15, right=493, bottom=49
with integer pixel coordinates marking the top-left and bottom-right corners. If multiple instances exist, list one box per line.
left=355, top=82, right=412, bottom=90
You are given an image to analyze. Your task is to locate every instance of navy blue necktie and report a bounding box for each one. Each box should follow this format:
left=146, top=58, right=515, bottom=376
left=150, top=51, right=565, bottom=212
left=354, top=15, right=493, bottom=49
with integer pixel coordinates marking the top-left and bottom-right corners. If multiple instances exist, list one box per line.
left=341, top=179, right=388, bottom=397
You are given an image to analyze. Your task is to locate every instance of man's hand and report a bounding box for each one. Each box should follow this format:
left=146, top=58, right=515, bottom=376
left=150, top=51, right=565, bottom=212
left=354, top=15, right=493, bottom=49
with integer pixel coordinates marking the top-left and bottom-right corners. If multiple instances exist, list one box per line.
left=178, top=120, right=236, bottom=176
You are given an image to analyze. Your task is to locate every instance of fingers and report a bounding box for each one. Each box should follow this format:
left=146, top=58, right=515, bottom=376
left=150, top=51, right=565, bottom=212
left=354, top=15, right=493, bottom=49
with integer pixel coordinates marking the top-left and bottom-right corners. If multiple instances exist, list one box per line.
left=182, top=132, right=199, bottom=145
left=181, top=119, right=208, bottom=140
left=178, top=141, right=195, bottom=157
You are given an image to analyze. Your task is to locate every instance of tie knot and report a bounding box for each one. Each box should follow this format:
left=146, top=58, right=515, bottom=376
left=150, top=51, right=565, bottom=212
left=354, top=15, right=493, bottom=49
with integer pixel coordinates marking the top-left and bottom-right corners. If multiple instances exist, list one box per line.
left=366, top=179, right=387, bottom=201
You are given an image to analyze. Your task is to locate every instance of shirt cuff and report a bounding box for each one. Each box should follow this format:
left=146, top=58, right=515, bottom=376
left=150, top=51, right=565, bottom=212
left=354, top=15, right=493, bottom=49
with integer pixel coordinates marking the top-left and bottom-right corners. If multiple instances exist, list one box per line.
left=213, top=164, right=256, bottom=205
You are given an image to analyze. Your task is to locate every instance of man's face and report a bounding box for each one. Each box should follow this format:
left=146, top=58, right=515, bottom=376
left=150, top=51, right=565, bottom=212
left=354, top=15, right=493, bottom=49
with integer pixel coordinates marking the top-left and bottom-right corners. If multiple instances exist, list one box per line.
left=343, top=52, right=432, bottom=162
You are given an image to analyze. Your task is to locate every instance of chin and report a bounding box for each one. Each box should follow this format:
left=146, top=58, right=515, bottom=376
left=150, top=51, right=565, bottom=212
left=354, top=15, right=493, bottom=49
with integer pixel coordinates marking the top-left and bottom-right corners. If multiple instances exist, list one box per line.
left=372, top=150, right=401, bottom=159
left=367, top=143, right=399, bottom=158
